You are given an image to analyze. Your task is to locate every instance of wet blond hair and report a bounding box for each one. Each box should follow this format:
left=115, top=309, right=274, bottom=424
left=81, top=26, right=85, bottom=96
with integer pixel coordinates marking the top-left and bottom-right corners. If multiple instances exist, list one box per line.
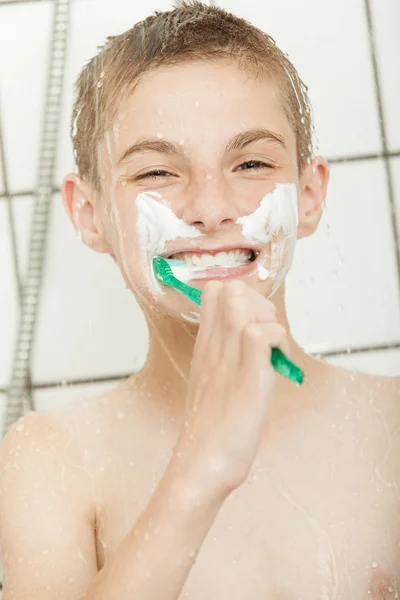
left=71, top=0, right=314, bottom=191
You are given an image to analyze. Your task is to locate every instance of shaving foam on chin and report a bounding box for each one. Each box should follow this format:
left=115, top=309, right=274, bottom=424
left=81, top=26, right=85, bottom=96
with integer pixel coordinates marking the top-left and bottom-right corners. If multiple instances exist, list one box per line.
left=135, top=191, right=202, bottom=291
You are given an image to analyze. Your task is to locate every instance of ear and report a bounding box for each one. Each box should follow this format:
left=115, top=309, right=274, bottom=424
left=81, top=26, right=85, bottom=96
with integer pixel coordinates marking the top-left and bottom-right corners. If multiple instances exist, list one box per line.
left=297, top=156, right=330, bottom=239
left=61, top=173, right=113, bottom=254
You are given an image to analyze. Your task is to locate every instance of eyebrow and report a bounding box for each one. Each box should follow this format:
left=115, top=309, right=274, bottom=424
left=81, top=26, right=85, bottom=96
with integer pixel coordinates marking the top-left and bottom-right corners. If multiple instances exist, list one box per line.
left=117, top=128, right=287, bottom=165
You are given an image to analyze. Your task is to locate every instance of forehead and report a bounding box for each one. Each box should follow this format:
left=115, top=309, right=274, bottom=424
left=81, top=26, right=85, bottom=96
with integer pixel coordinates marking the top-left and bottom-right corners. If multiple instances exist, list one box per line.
left=103, top=60, right=296, bottom=164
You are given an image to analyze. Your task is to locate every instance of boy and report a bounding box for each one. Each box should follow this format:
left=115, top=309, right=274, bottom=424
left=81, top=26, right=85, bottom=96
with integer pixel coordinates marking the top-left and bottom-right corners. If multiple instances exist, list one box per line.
left=1, top=1, right=399, bottom=598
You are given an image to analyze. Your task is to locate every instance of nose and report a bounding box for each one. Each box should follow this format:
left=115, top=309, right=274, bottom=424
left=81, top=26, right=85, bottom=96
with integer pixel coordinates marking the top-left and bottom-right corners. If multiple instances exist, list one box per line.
left=181, top=176, right=239, bottom=233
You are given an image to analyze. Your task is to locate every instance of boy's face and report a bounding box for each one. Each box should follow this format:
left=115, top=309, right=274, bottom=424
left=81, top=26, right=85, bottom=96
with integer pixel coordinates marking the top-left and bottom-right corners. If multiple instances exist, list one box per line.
left=65, top=60, right=328, bottom=320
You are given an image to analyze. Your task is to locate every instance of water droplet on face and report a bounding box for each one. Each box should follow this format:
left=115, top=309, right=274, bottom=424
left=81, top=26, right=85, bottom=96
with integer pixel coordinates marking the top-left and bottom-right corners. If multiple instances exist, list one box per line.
left=300, top=116, right=306, bottom=124
left=97, top=81, right=102, bottom=88
left=121, top=180, right=127, bottom=186
left=144, top=531, right=151, bottom=541
left=117, top=411, right=125, bottom=420
left=100, top=71, right=105, bottom=78
left=205, top=174, right=212, bottom=180
left=156, top=131, right=164, bottom=139
left=372, top=560, right=379, bottom=568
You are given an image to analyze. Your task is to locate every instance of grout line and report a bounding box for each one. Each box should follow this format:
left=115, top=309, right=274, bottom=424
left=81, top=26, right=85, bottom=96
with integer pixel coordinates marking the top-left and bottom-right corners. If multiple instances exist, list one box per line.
left=316, top=340, right=400, bottom=358
left=1, top=151, right=400, bottom=201
left=328, top=150, right=400, bottom=164
left=1, top=338, right=396, bottom=393
left=0, top=109, right=23, bottom=301
left=0, top=341, right=399, bottom=397
left=32, top=373, right=129, bottom=390
left=364, top=0, right=400, bottom=290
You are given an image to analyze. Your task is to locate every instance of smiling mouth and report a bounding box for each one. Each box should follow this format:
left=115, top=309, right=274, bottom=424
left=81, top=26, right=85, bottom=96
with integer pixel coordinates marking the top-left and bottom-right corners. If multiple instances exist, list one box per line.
left=167, top=248, right=260, bottom=281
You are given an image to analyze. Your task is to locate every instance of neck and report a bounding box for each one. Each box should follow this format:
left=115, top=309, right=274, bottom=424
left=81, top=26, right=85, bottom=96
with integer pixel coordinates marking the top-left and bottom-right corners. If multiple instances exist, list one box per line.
left=129, top=282, right=318, bottom=416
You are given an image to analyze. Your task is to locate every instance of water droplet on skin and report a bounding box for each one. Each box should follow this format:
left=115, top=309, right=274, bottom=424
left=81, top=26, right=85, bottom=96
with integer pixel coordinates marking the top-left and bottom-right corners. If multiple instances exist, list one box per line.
left=156, top=132, right=164, bottom=139
left=117, top=411, right=125, bottom=420
left=372, top=560, right=378, bottom=568
left=179, top=139, right=185, bottom=145
left=300, top=116, right=306, bottom=124
left=144, top=531, right=151, bottom=541
left=205, top=174, right=212, bottom=180
left=97, top=81, right=102, bottom=88
left=121, top=180, right=127, bottom=186
left=100, top=71, right=105, bottom=78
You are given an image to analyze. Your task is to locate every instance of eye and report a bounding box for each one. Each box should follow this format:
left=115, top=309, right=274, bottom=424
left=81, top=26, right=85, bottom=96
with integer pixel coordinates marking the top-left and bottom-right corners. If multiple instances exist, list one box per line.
left=235, top=160, right=273, bottom=172
left=135, top=169, right=173, bottom=180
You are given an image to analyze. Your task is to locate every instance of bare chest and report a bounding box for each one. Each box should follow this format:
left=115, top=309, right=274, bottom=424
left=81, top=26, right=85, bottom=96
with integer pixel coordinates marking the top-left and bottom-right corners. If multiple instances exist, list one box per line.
left=92, top=397, right=400, bottom=599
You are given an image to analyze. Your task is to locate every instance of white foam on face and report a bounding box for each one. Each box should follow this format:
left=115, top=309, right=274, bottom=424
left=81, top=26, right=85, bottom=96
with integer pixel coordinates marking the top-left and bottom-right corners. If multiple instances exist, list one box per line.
left=235, top=183, right=298, bottom=244
left=135, top=191, right=203, bottom=290
left=135, top=183, right=298, bottom=295
left=235, top=183, right=299, bottom=292
left=181, top=311, right=201, bottom=324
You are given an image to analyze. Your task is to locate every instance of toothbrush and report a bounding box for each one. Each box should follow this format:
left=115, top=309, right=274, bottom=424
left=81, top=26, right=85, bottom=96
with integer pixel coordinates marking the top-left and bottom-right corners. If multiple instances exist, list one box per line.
left=152, top=256, right=304, bottom=385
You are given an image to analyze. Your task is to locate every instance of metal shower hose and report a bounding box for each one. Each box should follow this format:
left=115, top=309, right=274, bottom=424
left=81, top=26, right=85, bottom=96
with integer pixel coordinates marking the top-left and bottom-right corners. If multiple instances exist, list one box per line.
left=2, top=0, right=70, bottom=438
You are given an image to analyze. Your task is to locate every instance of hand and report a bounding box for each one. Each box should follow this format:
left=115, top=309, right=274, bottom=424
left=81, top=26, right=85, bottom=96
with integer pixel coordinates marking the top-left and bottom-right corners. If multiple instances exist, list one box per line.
left=173, top=279, right=290, bottom=494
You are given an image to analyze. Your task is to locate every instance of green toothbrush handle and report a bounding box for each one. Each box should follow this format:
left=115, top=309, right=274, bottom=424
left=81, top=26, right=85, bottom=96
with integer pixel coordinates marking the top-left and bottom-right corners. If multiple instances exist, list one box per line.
left=271, top=347, right=303, bottom=384
left=161, top=272, right=304, bottom=385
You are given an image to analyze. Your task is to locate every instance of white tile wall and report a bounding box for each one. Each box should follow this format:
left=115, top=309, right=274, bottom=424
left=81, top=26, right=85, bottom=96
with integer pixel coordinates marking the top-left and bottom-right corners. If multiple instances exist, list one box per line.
left=326, top=348, right=400, bottom=377
left=56, top=0, right=173, bottom=187
left=391, top=157, right=400, bottom=250
left=0, top=1, right=53, bottom=193
left=30, top=194, right=148, bottom=383
left=286, top=158, right=400, bottom=349
left=369, top=0, right=400, bottom=151
left=217, top=0, right=382, bottom=159
left=0, top=143, right=5, bottom=195
left=0, top=198, right=29, bottom=389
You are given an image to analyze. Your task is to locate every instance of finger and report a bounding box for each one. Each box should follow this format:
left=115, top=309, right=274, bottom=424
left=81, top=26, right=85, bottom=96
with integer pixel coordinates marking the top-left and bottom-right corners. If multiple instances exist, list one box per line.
left=240, top=323, right=290, bottom=381
left=193, top=280, right=224, bottom=362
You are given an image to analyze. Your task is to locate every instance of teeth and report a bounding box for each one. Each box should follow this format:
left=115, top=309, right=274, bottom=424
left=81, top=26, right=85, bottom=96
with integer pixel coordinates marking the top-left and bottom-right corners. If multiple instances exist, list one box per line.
left=175, top=249, right=253, bottom=270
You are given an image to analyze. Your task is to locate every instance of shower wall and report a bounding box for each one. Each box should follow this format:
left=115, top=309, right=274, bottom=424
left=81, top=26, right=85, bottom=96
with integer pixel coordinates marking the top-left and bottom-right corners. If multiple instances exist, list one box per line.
left=0, top=0, right=399, bottom=434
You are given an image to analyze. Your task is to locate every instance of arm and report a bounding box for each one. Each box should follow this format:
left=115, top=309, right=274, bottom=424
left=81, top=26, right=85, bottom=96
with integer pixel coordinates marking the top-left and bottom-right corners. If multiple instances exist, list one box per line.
left=0, top=411, right=98, bottom=600
left=82, top=454, right=230, bottom=600
left=0, top=411, right=231, bottom=600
